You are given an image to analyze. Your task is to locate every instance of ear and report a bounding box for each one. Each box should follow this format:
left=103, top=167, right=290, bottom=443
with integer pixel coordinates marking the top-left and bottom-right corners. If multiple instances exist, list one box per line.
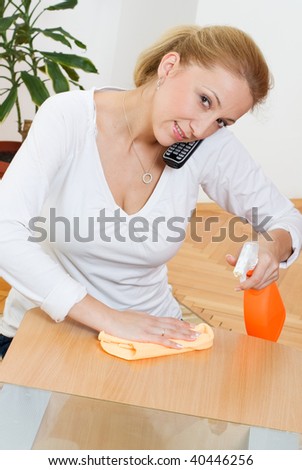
left=157, top=52, right=180, bottom=78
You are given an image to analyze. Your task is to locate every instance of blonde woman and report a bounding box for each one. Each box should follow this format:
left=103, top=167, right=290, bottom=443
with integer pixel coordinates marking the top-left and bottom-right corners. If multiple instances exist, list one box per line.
left=0, top=25, right=301, bottom=358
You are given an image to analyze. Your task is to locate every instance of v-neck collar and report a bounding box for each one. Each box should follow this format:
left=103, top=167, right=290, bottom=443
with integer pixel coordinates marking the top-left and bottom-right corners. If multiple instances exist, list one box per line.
left=91, top=87, right=171, bottom=217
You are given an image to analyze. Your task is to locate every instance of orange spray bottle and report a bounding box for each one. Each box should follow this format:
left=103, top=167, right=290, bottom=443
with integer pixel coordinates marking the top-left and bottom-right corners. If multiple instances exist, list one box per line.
left=233, top=242, right=285, bottom=342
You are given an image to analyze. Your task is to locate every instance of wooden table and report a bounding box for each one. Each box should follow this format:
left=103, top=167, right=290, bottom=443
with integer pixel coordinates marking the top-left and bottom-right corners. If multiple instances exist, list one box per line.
left=1, top=308, right=302, bottom=434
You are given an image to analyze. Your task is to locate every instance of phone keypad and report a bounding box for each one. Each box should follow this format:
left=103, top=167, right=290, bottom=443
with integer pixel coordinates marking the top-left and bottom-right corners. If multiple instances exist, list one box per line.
left=163, top=140, right=203, bottom=169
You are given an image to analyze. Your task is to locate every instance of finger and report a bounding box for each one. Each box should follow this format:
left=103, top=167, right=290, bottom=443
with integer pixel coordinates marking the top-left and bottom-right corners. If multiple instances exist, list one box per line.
left=159, top=326, right=200, bottom=341
left=159, top=317, right=192, bottom=328
left=132, top=328, right=193, bottom=349
left=150, top=318, right=196, bottom=335
left=149, top=322, right=199, bottom=341
left=225, top=254, right=237, bottom=266
left=254, top=269, right=279, bottom=289
left=236, top=266, right=278, bottom=291
left=148, top=338, right=185, bottom=349
left=151, top=335, right=197, bottom=349
left=158, top=339, right=185, bottom=349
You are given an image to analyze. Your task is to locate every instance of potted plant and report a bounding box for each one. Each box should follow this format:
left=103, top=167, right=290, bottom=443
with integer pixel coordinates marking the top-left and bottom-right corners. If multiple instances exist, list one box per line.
left=0, top=0, right=98, bottom=177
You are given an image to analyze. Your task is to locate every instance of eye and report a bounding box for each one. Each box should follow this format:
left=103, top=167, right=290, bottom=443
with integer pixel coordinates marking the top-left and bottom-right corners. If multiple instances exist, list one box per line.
left=217, top=118, right=227, bottom=128
left=200, top=95, right=211, bottom=109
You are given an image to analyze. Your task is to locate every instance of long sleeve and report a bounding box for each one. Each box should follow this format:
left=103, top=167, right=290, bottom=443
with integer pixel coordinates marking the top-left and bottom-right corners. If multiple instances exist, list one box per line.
left=0, top=94, right=87, bottom=322
left=195, top=128, right=302, bottom=267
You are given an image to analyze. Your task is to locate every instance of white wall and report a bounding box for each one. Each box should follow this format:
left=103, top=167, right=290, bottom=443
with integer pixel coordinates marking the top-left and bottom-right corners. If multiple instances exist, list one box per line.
left=196, top=0, right=302, bottom=200
left=110, top=0, right=199, bottom=88
left=0, top=0, right=198, bottom=139
left=1, top=0, right=301, bottom=199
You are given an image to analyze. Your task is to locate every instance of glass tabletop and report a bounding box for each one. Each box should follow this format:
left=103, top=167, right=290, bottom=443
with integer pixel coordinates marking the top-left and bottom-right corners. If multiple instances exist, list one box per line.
left=0, top=382, right=301, bottom=450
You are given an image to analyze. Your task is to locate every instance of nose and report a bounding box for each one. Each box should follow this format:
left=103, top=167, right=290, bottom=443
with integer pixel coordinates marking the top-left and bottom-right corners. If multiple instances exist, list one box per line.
left=190, top=117, right=217, bottom=140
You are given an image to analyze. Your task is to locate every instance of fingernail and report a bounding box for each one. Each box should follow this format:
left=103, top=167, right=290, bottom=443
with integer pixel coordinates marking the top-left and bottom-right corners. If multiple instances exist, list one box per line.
left=190, top=332, right=200, bottom=339
left=175, top=343, right=184, bottom=349
left=234, top=287, right=242, bottom=292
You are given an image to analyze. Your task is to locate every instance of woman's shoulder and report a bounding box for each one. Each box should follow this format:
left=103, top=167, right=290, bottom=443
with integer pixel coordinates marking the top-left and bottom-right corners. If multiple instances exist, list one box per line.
left=39, top=86, right=123, bottom=129
left=201, top=127, right=242, bottom=151
left=31, top=89, right=98, bottom=142
left=192, top=127, right=252, bottom=165
left=40, top=88, right=95, bottom=117
left=186, top=127, right=257, bottom=184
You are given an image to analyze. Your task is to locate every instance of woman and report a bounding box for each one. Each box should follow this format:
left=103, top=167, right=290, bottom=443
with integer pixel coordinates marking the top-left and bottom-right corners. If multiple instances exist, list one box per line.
left=0, top=25, right=301, bottom=358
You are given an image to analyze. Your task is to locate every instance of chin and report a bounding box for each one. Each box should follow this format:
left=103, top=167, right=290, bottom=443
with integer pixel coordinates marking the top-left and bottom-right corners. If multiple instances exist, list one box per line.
left=156, top=135, right=176, bottom=147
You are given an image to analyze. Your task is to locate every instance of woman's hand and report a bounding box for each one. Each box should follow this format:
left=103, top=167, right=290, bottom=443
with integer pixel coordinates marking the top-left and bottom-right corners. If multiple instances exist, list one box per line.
left=68, top=294, right=199, bottom=349
left=104, top=309, right=200, bottom=349
left=226, top=229, right=293, bottom=291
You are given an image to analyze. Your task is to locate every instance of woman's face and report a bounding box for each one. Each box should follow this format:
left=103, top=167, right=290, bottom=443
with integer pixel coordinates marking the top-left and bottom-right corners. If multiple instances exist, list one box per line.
left=152, top=54, right=254, bottom=146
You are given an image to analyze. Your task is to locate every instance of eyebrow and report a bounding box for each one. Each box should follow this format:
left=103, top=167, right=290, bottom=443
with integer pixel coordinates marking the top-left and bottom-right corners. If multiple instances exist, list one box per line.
left=204, top=86, right=236, bottom=124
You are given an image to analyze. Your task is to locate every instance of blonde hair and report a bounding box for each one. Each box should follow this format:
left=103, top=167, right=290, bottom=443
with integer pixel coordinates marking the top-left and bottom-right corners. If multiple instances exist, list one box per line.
left=134, top=25, right=272, bottom=107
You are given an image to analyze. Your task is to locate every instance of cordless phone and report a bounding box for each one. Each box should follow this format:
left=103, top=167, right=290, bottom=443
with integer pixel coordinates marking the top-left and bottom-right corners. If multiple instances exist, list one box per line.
left=162, top=140, right=203, bottom=169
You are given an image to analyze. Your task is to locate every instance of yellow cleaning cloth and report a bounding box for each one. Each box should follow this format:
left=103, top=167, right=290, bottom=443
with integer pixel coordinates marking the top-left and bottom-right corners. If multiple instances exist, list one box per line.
left=98, top=323, right=214, bottom=360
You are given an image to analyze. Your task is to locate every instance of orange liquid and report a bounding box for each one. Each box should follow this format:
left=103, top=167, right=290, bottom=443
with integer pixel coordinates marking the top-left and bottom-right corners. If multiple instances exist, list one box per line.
left=244, top=282, right=286, bottom=342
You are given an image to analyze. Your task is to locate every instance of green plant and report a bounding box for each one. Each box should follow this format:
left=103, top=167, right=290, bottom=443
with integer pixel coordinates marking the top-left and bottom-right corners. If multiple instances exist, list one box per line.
left=0, top=0, right=98, bottom=139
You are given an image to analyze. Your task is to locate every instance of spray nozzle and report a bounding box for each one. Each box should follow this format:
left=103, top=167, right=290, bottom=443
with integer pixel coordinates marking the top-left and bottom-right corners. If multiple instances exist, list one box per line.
left=233, top=242, right=259, bottom=282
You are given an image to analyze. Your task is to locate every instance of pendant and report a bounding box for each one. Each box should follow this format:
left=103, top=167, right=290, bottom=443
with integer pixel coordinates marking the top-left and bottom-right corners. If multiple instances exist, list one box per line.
left=142, top=172, right=153, bottom=184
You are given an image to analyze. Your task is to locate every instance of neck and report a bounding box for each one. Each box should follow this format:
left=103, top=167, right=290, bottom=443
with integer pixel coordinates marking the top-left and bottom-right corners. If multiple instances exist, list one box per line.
left=122, top=86, right=166, bottom=184
left=122, top=85, right=159, bottom=147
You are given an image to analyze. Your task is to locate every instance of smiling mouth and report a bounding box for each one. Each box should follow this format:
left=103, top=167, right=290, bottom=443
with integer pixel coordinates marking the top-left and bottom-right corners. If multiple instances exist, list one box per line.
left=173, top=121, right=187, bottom=141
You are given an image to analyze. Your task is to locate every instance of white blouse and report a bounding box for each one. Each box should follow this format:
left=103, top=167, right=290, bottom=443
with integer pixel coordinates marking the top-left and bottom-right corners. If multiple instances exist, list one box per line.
left=1, top=88, right=301, bottom=337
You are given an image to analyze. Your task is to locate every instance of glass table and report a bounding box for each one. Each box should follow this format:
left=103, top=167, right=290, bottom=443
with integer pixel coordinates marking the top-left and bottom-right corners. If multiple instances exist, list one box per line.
left=0, top=382, right=301, bottom=450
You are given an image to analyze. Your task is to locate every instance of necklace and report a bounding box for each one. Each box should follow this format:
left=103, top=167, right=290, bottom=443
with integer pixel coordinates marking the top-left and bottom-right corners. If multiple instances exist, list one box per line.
left=122, top=92, right=162, bottom=184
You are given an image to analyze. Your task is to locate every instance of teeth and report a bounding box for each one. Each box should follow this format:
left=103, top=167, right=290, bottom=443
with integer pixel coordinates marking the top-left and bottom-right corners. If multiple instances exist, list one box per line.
left=175, top=122, right=185, bottom=138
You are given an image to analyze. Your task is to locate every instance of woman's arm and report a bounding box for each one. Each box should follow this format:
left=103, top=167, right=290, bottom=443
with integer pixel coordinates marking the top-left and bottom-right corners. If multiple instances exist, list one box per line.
left=196, top=128, right=302, bottom=288
left=68, top=294, right=199, bottom=348
left=0, top=94, right=88, bottom=322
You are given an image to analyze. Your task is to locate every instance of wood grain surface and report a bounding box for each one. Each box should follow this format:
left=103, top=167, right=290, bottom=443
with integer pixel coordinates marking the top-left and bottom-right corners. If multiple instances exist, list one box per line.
left=1, top=307, right=302, bottom=434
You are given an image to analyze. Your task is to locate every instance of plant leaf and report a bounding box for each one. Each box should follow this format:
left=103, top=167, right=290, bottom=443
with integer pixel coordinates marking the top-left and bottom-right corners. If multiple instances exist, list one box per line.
left=0, top=86, right=17, bottom=122
left=0, top=0, right=5, bottom=18
left=42, top=27, right=86, bottom=49
left=41, top=29, right=72, bottom=48
left=47, top=0, right=78, bottom=11
left=61, top=64, right=80, bottom=81
left=14, top=22, right=31, bottom=45
left=38, top=65, right=47, bottom=74
left=0, top=15, right=19, bottom=33
left=24, top=0, right=32, bottom=13
left=69, top=80, right=84, bottom=90
left=20, top=71, right=50, bottom=106
left=42, top=52, right=98, bottom=73
left=74, top=39, right=86, bottom=49
left=45, top=60, right=70, bottom=93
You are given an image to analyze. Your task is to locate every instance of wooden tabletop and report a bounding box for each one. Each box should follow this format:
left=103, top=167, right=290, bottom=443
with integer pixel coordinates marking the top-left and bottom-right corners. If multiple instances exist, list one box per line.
left=1, top=308, right=302, bottom=434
